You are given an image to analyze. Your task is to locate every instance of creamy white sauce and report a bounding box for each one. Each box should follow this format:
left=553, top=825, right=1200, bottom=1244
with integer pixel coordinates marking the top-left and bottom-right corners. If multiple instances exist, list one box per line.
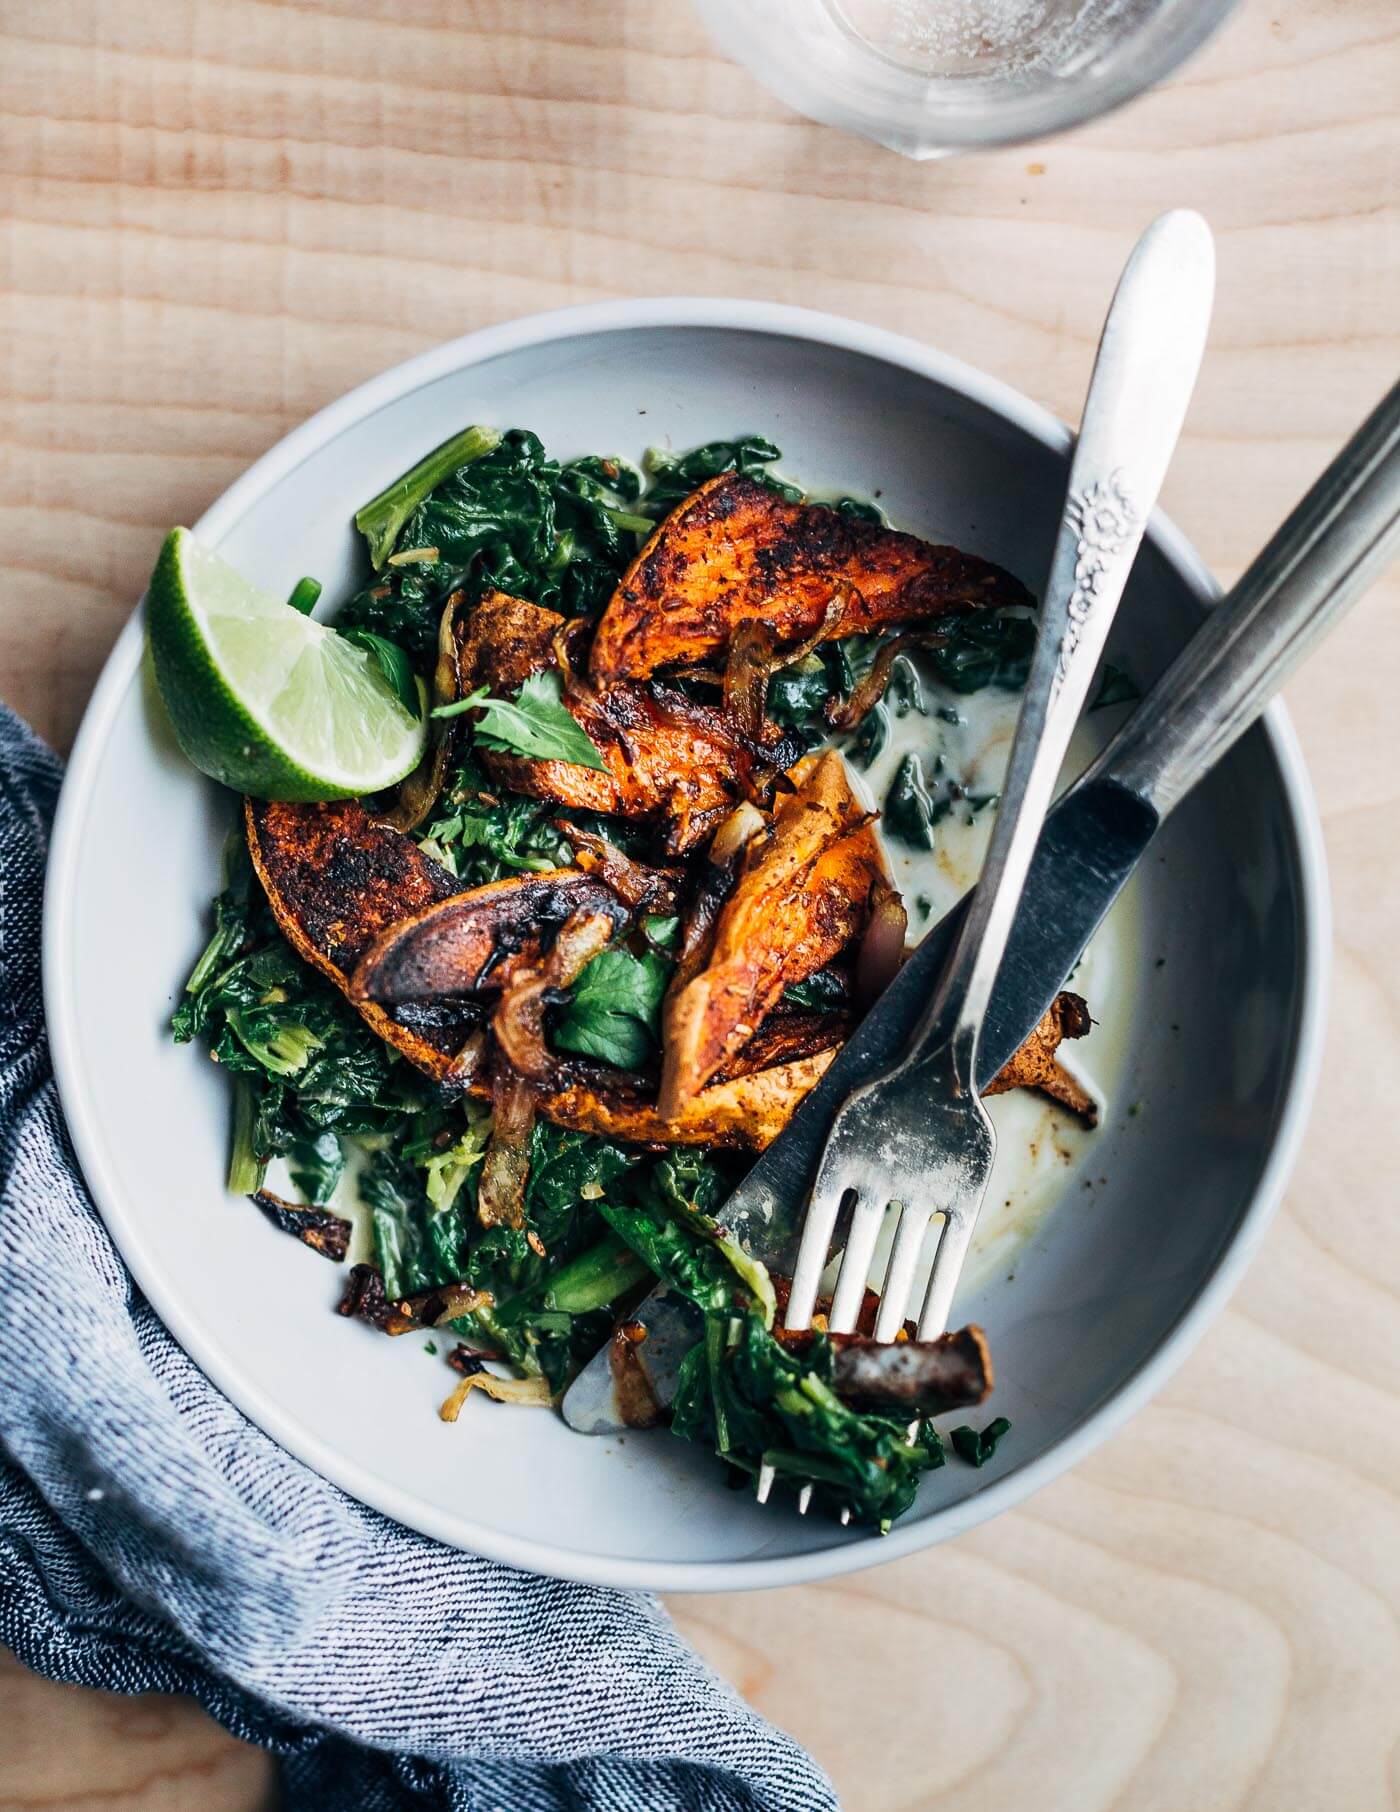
left=837, top=654, right=1136, bottom=1300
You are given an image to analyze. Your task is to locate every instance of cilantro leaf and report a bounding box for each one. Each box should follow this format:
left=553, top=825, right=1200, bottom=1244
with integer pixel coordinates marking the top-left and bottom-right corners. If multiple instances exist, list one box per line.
left=552, top=946, right=671, bottom=1070
left=433, top=669, right=607, bottom=771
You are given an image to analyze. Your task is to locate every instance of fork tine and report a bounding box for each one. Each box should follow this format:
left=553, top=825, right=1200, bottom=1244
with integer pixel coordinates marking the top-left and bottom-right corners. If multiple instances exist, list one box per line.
left=755, top=1461, right=776, bottom=1504
left=875, top=1200, right=936, bottom=1342
left=784, top=1153, right=860, bottom=1330
left=796, top=1483, right=814, bottom=1515
left=916, top=1210, right=976, bottom=1340
left=828, top=1193, right=888, bottom=1332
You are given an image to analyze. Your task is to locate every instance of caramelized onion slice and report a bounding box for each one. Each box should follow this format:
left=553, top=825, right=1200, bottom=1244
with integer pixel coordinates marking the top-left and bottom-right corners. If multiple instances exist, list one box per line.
left=491, top=909, right=617, bottom=1081
left=439, top=1371, right=556, bottom=1421
left=854, top=882, right=909, bottom=1005
left=477, top=1066, right=538, bottom=1230
left=555, top=823, right=685, bottom=914
left=378, top=590, right=470, bottom=832
left=723, top=584, right=852, bottom=737
left=824, top=626, right=952, bottom=733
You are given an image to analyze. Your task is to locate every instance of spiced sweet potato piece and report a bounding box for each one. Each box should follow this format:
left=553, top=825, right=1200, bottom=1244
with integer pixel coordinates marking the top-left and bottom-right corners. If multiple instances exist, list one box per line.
left=246, top=797, right=470, bottom=1076
left=458, top=591, right=791, bottom=853
left=659, top=751, right=884, bottom=1115
left=536, top=1047, right=836, bottom=1150
left=247, top=799, right=465, bottom=979
left=248, top=794, right=820, bottom=1149
left=589, top=473, right=1031, bottom=683
left=712, top=1009, right=850, bottom=1082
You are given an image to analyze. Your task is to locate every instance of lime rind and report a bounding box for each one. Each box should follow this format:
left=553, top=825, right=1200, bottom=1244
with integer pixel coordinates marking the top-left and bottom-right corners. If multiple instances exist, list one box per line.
left=148, top=528, right=427, bottom=800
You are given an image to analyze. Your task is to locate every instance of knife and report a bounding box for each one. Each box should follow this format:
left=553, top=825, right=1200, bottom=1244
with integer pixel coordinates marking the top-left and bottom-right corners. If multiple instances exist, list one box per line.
left=563, top=376, right=1400, bottom=1435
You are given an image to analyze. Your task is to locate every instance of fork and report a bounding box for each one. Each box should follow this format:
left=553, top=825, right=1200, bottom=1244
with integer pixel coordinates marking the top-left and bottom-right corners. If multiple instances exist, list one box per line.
left=768, top=210, right=1217, bottom=1513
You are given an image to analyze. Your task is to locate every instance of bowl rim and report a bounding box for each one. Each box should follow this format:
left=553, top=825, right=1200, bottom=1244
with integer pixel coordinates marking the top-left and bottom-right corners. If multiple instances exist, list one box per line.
left=44, top=297, right=1331, bottom=1593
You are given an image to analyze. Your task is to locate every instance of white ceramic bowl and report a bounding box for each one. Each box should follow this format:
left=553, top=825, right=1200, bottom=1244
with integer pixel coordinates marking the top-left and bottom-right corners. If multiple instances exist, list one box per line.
left=44, top=301, right=1328, bottom=1593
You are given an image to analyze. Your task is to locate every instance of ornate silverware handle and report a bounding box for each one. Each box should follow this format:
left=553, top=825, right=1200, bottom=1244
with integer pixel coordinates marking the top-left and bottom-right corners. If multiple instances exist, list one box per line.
left=910, top=209, right=1216, bottom=1068
left=1094, top=380, right=1400, bottom=814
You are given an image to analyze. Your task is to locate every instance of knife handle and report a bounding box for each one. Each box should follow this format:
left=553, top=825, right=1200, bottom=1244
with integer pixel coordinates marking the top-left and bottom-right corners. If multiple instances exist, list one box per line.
left=1095, top=379, right=1400, bottom=815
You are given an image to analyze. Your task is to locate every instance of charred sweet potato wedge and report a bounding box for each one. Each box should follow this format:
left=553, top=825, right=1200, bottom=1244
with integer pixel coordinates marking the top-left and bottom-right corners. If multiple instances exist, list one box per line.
left=712, top=1009, right=851, bottom=1082
left=536, top=1046, right=836, bottom=1150
left=247, top=799, right=465, bottom=980
left=659, top=751, right=884, bottom=1115
left=458, top=591, right=792, bottom=853
left=589, top=473, right=1032, bottom=683
left=246, top=798, right=472, bottom=1075
left=350, top=871, right=630, bottom=1008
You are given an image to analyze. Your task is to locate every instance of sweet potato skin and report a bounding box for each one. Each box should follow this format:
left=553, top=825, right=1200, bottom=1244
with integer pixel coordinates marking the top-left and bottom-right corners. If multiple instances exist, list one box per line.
left=457, top=590, right=790, bottom=852
left=589, top=473, right=1031, bottom=682
left=246, top=799, right=464, bottom=981
left=659, top=751, right=884, bottom=1115
left=537, top=1048, right=836, bottom=1150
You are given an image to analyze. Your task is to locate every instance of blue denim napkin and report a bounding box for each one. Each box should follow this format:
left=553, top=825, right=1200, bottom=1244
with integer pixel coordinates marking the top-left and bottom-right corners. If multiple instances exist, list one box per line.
left=0, top=703, right=838, bottom=1812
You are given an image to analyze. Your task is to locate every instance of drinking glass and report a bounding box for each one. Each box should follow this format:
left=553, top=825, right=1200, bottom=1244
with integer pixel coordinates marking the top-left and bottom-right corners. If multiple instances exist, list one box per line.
left=692, top=0, right=1238, bottom=157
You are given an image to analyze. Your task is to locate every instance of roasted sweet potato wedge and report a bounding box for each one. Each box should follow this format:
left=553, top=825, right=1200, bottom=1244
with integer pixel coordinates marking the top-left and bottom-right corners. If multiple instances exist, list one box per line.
left=537, top=1047, right=836, bottom=1150
left=712, top=1009, right=850, bottom=1082
left=247, top=799, right=465, bottom=979
left=247, top=795, right=824, bottom=1149
left=589, top=473, right=1032, bottom=683
left=458, top=591, right=792, bottom=853
left=246, top=798, right=472, bottom=1075
left=659, top=751, right=885, bottom=1115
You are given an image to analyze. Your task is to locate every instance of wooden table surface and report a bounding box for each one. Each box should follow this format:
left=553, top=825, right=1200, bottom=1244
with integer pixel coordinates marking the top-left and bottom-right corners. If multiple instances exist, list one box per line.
left=2, top=3, right=1398, bottom=1807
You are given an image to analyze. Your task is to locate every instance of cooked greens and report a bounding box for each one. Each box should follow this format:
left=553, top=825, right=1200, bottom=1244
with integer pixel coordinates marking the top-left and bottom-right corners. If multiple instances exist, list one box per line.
left=672, top=1314, right=949, bottom=1529
left=341, top=429, right=661, bottom=659
left=552, top=945, right=672, bottom=1070
left=175, top=423, right=1043, bottom=1528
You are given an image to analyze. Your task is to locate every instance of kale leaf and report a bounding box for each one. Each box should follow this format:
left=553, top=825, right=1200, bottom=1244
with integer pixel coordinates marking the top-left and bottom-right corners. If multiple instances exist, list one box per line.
left=340, top=430, right=653, bottom=664
left=416, top=752, right=573, bottom=885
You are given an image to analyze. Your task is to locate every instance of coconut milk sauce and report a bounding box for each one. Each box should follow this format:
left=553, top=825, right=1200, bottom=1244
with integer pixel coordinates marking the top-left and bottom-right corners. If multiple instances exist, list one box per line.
left=842, top=657, right=1137, bottom=1298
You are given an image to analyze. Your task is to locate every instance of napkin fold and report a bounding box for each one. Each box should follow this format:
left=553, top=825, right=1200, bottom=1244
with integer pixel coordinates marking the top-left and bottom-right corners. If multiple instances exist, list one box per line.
left=0, top=704, right=838, bottom=1812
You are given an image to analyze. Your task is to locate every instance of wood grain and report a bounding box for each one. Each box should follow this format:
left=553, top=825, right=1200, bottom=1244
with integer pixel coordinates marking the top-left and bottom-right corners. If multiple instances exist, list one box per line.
left=2, top=1, right=1398, bottom=1806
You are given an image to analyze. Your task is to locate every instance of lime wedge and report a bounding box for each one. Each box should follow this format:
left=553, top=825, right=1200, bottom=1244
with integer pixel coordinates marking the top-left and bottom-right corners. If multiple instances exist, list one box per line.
left=147, top=528, right=427, bottom=800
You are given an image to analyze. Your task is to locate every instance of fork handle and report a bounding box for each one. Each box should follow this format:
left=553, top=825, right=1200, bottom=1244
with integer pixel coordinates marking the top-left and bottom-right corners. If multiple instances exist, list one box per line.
left=1091, top=378, right=1400, bottom=815
left=905, top=211, right=1216, bottom=1080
